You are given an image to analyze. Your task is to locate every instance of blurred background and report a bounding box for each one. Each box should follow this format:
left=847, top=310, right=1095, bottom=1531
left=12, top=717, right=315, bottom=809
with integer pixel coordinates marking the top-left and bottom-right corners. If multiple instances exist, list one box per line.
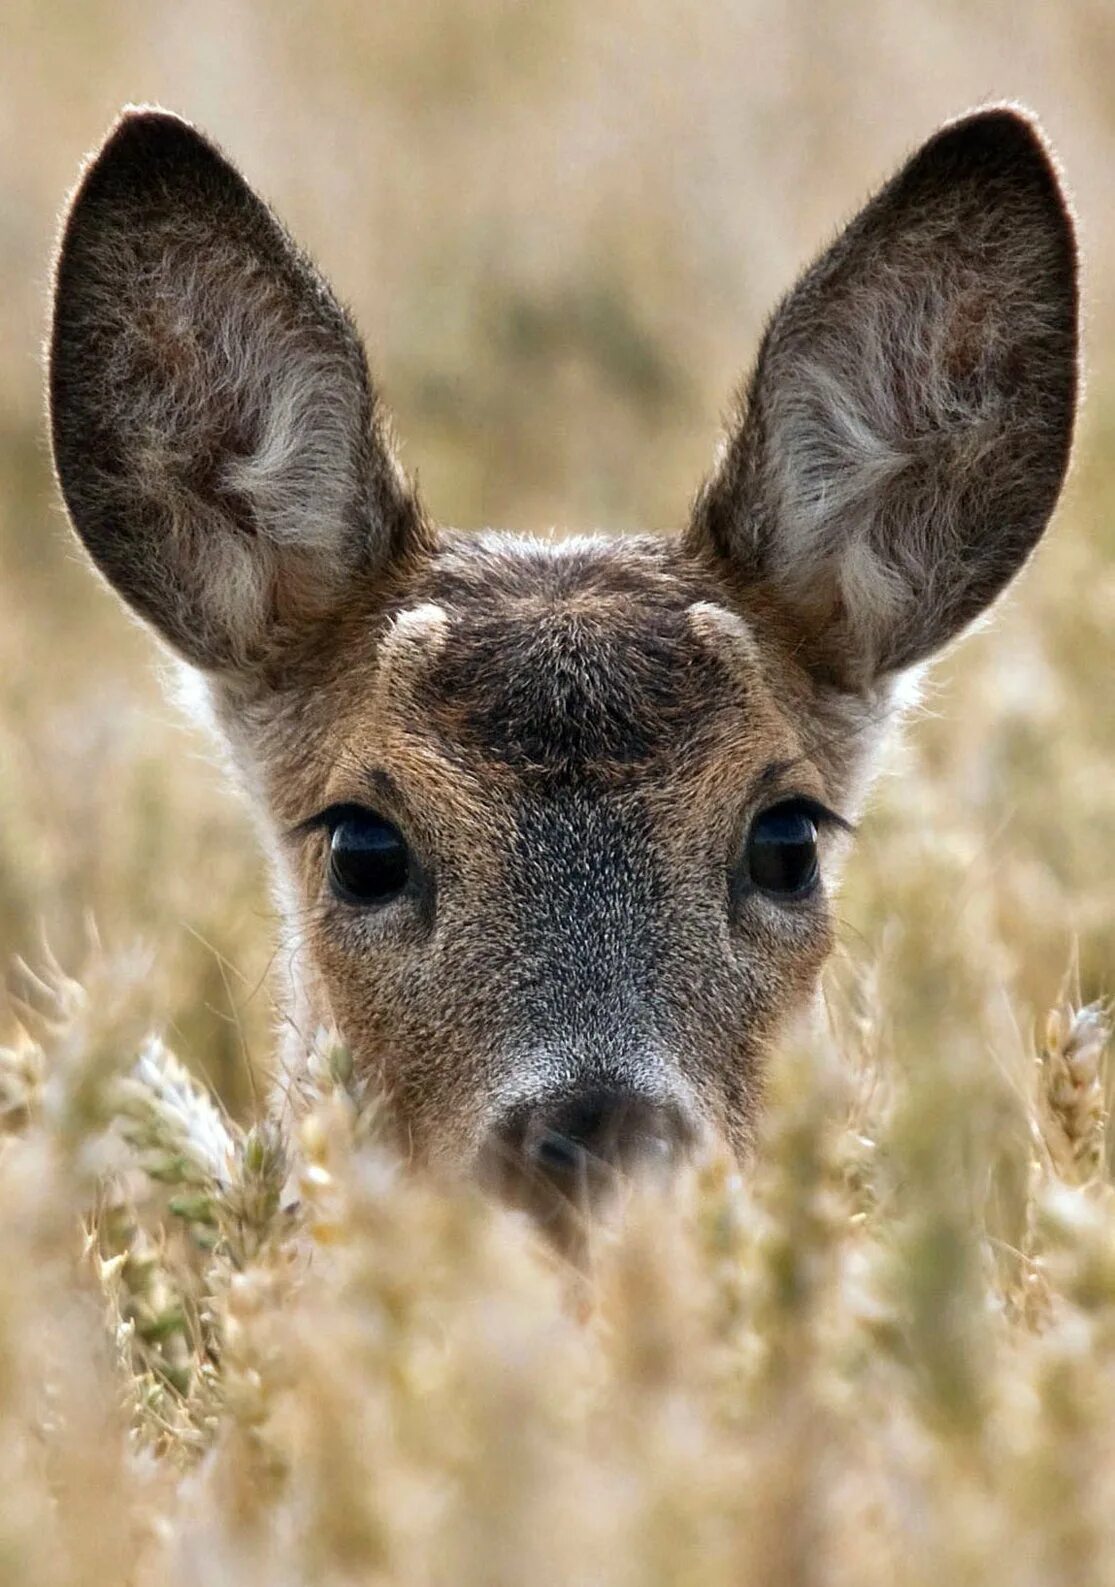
left=1, top=0, right=1112, bottom=1115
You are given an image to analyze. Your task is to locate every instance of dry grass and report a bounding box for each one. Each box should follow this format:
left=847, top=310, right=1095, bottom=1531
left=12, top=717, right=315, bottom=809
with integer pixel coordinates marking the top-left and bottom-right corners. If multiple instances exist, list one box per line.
left=2, top=2, right=1115, bottom=1581
left=0, top=940, right=1113, bottom=1585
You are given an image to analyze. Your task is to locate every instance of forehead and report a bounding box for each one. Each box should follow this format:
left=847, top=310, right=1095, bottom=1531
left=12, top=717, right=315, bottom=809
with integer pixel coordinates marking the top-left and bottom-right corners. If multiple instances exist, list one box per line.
left=394, top=534, right=775, bottom=779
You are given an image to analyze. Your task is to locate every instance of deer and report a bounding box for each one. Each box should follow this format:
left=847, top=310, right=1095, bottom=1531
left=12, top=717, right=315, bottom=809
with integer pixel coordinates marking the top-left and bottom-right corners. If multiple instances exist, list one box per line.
left=48, top=104, right=1078, bottom=1234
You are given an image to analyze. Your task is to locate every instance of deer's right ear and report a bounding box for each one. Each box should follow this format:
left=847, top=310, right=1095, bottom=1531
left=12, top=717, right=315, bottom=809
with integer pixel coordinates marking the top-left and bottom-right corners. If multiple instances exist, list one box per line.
left=50, top=108, right=428, bottom=671
left=688, top=107, right=1078, bottom=691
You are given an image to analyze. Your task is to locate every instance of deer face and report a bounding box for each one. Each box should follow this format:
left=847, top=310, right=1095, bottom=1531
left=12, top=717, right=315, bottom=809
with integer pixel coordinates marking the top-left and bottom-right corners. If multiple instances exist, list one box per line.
left=49, top=107, right=1077, bottom=1223
left=239, top=533, right=859, bottom=1204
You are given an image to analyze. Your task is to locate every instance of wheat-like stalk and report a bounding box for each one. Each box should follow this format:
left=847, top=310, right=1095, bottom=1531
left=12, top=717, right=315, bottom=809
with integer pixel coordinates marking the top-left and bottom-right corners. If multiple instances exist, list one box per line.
left=1039, top=997, right=1111, bottom=1182
left=0, top=946, right=1112, bottom=1585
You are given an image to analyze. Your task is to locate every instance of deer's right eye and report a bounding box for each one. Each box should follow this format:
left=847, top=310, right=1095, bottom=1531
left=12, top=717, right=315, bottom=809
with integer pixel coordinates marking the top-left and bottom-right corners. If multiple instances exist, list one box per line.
left=328, top=809, right=410, bottom=905
left=744, top=801, right=820, bottom=898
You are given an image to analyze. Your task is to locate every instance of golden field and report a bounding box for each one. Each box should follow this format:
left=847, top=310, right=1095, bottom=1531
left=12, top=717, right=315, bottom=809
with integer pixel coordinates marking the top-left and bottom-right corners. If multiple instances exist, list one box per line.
left=1, top=3, right=1114, bottom=1582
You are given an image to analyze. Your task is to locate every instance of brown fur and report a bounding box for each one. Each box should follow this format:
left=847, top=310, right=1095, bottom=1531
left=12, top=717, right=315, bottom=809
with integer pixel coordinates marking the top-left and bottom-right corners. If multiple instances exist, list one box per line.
left=47, top=104, right=1079, bottom=1205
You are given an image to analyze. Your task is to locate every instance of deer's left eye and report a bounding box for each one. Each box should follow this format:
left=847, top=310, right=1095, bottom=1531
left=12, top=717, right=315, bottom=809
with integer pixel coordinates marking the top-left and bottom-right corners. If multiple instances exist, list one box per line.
left=745, top=802, right=820, bottom=898
left=328, top=808, right=410, bottom=905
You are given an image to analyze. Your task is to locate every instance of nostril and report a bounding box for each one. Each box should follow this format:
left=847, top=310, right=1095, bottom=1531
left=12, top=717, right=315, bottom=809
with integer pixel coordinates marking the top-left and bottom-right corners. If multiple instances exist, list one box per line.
left=530, top=1127, right=589, bottom=1178
left=641, top=1130, right=675, bottom=1164
left=490, top=1085, right=692, bottom=1205
left=541, top=1090, right=624, bottom=1166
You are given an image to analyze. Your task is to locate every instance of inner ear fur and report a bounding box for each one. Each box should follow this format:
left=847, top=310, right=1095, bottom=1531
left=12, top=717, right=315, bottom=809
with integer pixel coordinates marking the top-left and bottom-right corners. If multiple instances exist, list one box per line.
left=50, top=107, right=428, bottom=671
left=687, top=106, right=1079, bottom=689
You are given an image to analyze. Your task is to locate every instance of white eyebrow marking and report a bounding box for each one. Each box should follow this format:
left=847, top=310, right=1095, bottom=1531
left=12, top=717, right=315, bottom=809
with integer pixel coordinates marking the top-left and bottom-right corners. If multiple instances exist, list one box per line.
left=374, top=601, right=451, bottom=710
left=685, top=600, right=762, bottom=671
left=390, top=602, right=450, bottom=645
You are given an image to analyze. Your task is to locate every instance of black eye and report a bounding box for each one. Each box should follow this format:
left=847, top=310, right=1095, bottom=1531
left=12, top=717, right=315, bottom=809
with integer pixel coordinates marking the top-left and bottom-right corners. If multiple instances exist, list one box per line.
left=328, top=809, right=410, bottom=905
left=745, top=802, right=820, bottom=898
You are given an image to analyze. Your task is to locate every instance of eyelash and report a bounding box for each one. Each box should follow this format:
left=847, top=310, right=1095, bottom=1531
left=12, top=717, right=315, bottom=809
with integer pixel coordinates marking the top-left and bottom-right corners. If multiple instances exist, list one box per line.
left=751, top=795, right=853, bottom=835
left=293, top=802, right=385, bottom=839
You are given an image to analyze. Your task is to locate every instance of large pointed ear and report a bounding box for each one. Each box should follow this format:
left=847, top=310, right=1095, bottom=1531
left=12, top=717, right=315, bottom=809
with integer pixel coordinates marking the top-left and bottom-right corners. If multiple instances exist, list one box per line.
left=50, top=107, right=429, bottom=671
left=687, top=107, right=1079, bottom=689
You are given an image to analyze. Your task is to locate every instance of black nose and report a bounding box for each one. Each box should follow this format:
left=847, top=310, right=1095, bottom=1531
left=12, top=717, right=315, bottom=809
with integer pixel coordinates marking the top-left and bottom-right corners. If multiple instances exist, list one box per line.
left=483, top=1087, right=693, bottom=1223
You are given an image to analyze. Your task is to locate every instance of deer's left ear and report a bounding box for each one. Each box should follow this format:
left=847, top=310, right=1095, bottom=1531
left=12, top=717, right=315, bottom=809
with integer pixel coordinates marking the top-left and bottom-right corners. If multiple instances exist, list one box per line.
left=50, top=107, right=428, bottom=673
left=688, top=107, right=1079, bottom=689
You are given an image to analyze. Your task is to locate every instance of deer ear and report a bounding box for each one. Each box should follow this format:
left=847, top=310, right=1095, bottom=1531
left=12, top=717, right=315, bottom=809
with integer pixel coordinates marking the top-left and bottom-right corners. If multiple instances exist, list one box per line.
left=50, top=107, right=428, bottom=671
left=688, top=107, right=1079, bottom=689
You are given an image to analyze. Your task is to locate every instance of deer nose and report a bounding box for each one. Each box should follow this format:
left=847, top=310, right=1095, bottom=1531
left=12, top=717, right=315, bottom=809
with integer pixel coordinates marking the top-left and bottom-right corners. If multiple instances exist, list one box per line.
left=482, top=1086, right=694, bottom=1221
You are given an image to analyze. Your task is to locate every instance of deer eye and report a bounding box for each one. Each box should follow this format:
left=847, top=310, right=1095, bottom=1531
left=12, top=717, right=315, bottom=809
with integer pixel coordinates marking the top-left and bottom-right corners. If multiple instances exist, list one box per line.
left=328, top=808, right=410, bottom=905
left=745, top=801, right=820, bottom=898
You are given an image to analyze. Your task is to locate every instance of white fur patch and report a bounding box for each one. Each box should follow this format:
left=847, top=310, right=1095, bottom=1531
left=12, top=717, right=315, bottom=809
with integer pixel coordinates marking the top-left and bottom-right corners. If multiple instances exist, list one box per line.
left=374, top=603, right=451, bottom=710
left=686, top=600, right=762, bottom=671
